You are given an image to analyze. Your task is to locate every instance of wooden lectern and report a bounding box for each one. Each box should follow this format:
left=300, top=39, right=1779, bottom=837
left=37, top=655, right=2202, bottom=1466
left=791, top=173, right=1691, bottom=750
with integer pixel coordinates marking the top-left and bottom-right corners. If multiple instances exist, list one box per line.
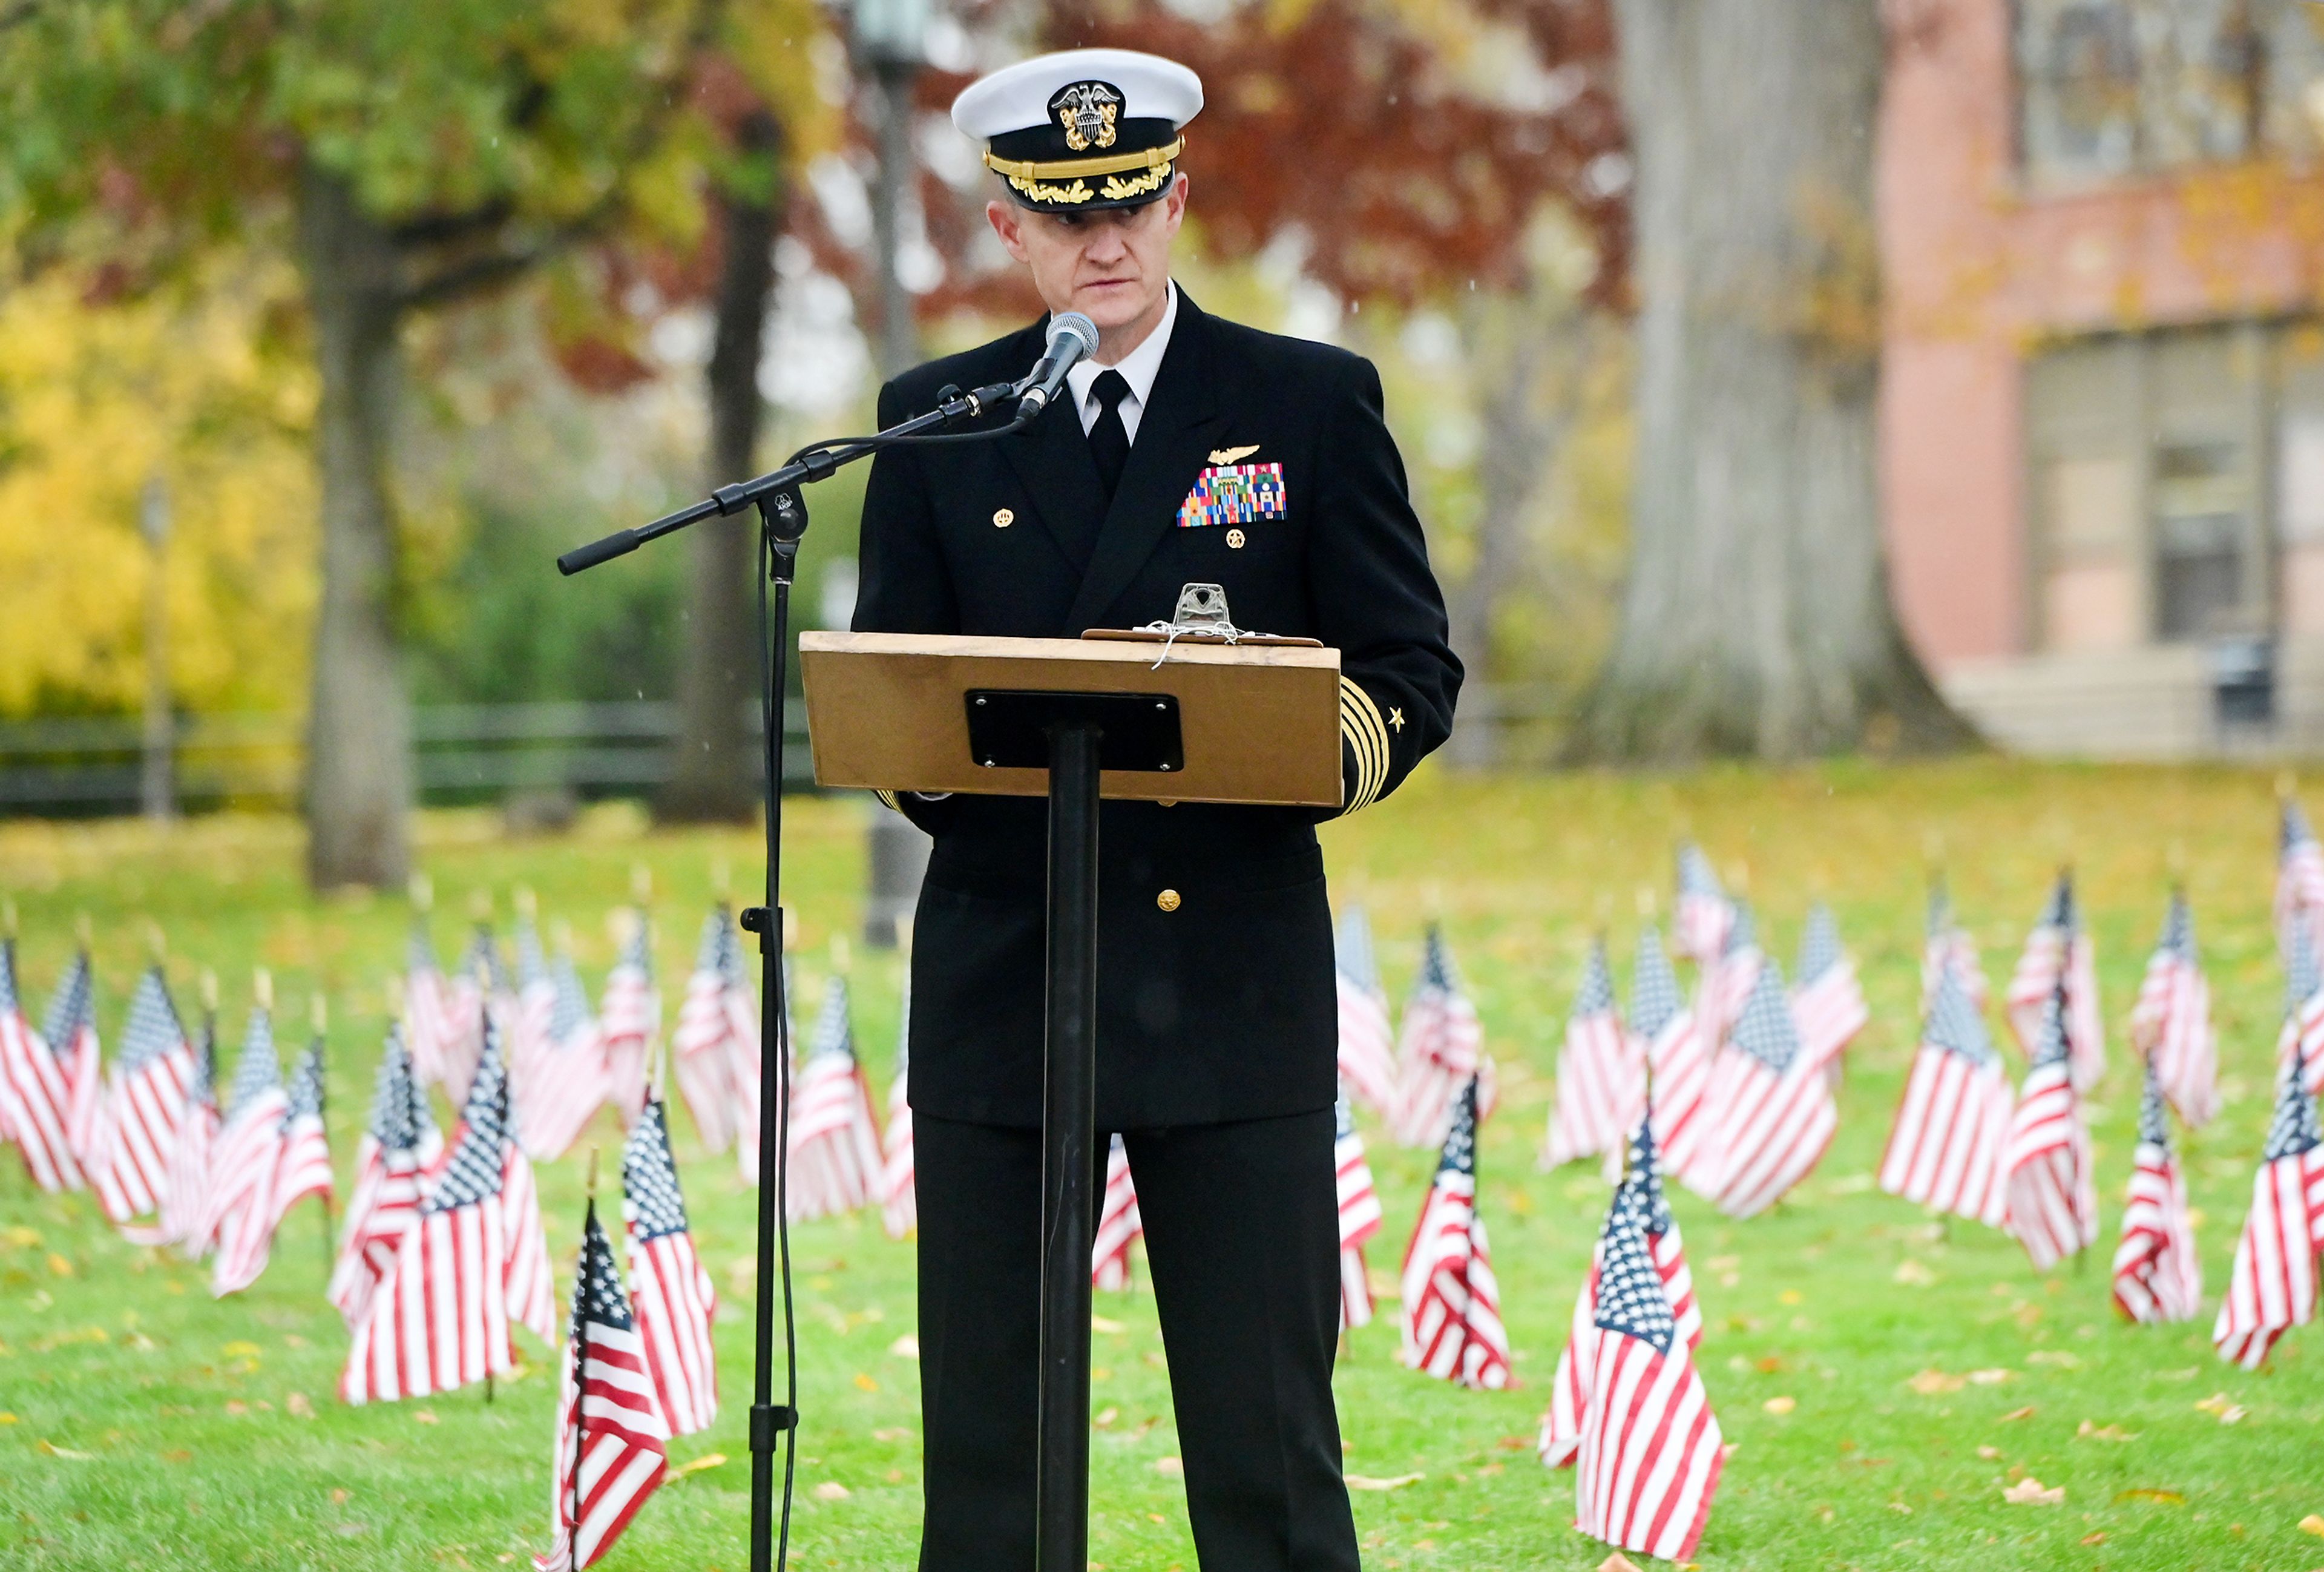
left=798, top=631, right=1342, bottom=1572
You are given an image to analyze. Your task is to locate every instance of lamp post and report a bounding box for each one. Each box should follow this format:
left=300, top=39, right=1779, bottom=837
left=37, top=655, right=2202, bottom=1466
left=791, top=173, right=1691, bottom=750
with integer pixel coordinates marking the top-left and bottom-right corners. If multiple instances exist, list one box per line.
left=853, top=0, right=934, bottom=947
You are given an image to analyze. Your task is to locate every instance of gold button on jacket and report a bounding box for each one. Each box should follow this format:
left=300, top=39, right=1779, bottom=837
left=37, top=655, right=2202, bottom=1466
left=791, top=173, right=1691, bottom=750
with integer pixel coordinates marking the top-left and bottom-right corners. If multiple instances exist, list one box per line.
left=1156, top=889, right=1181, bottom=912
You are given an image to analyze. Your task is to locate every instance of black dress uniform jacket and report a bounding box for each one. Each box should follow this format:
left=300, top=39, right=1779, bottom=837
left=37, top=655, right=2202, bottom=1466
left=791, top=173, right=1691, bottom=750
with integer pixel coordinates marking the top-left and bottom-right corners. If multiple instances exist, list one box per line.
left=855, top=290, right=1459, bottom=1130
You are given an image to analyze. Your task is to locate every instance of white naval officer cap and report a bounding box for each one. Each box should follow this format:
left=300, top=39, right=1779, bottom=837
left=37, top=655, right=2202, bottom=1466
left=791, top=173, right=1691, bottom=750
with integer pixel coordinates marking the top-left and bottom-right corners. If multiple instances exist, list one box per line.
left=951, top=48, right=1203, bottom=214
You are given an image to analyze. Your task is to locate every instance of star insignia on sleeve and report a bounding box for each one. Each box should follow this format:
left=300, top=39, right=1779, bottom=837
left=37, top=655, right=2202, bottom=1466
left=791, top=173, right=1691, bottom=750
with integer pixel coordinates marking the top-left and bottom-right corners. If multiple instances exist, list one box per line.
left=1388, top=707, right=1405, bottom=732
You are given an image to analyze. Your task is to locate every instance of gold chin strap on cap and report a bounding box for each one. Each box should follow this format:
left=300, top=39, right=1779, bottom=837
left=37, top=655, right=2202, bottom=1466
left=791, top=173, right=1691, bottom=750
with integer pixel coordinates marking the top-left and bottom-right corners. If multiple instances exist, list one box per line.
left=981, top=137, right=1185, bottom=184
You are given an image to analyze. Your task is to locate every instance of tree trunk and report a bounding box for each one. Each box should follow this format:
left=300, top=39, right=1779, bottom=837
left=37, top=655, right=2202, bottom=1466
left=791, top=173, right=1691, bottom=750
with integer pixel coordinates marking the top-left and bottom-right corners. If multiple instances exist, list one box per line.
left=296, top=160, right=415, bottom=889
left=661, top=109, right=784, bottom=824
left=1575, top=0, right=1974, bottom=761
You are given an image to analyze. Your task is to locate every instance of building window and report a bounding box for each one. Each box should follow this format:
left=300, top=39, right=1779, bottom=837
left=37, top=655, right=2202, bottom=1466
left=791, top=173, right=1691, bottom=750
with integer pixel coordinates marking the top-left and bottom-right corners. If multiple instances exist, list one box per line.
left=2017, top=0, right=2322, bottom=188
left=2026, top=324, right=2277, bottom=651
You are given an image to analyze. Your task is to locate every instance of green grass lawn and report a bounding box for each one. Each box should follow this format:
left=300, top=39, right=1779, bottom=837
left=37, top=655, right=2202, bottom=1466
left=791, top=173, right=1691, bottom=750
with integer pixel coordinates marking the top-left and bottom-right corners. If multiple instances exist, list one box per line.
left=2, top=759, right=2323, bottom=1571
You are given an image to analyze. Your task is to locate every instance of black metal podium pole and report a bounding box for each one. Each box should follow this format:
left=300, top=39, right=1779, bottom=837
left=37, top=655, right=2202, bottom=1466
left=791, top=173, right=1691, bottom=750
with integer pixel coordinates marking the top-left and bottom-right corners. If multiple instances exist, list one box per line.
left=1036, top=720, right=1102, bottom=1572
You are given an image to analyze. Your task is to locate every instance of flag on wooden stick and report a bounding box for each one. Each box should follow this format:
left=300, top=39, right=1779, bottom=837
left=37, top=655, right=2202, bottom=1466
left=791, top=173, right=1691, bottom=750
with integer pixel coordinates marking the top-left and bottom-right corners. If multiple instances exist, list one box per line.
left=0, top=936, right=84, bottom=1193
left=2002, top=983, right=2100, bottom=1271
left=1571, top=1177, right=1723, bottom=1564
left=519, top=942, right=610, bottom=1163
left=1333, top=907, right=1396, bottom=1117
left=1334, top=1095, right=1382, bottom=1331
left=1628, top=926, right=1704, bottom=1183
left=2276, top=794, right=2324, bottom=975
left=2112, top=1057, right=2199, bottom=1324
left=1791, top=904, right=1868, bottom=1080
left=271, top=1036, right=333, bottom=1232
left=2280, top=929, right=2324, bottom=1101
left=1677, top=904, right=1761, bottom=1194
left=404, top=917, right=455, bottom=1093
left=1879, top=967, right=2009, bottom=1227
left=2006, top=873, right=2105, bottom=1091
left=536, top=1198, right=669, bottom=1572
left=1390, top=925, right=1487, bottom=1149
left=1541, top=939, right=1633, bottom=1170
left=881, top=981, right=916, bottom=1241
left=154, top=999, right=221, bottom=1252
left=599, top=912, right=657, bottom=1126
left=206, top=998, right=289, bottom=1294
left=1092, top=1134, right=1143, bottom=1291
left=2211, top=1045, right=2324, bottom=1369
left=1673, top=843, right=1733, bottom=965
left=439, top=925, right=500, bottom=1108
left=673, top=907, right=750, bottom=1154
left=93, top=964, right=194, bottom=1230
left=622, top=1098, right=718, bottom=1437
left=1922, top=875, right=1986, bottom=1013
left=331, top=1024, right=441, bottom=1330
left=1399, top=1078, right=1509, bottom=1389
left=1541, top=1113, right=1701, bottom=1470
left=2130, top=889, right=2216, bottom=1126
left=45, top=949, right=105, bottom=1169
left=1704, top=961, right=1837, bottom=1218
left=785, top=977, right=883, bottom=1222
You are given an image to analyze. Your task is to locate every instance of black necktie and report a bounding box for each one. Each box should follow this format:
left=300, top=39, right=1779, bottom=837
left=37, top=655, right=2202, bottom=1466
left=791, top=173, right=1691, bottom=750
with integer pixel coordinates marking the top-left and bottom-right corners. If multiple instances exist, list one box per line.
left=1086, top=369, right=1132, bottom=504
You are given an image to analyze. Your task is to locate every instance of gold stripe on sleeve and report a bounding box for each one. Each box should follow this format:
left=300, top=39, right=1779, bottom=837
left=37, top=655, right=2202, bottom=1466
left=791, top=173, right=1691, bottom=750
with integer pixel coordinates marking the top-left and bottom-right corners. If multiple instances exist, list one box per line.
left=1339, top=677, right=1391, bottom=813
left=875, top=789, right=903, bottom=815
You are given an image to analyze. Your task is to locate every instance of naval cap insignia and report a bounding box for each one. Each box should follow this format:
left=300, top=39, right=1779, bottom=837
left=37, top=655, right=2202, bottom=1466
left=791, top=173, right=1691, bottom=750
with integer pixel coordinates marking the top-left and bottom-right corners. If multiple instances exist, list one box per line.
left=1050, top=81, right=1123, bottom=152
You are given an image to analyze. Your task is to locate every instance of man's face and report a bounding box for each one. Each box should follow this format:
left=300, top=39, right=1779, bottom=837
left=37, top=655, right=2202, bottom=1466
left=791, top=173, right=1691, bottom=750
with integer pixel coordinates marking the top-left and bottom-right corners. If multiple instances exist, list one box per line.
left=986, top=175, right=1186, bottom=344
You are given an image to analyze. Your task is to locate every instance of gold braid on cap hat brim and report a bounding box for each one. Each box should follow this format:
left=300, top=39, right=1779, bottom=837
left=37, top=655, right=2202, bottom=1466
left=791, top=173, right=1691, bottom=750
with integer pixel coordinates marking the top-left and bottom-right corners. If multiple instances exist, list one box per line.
left=983, top=137, right=1184, bottom=205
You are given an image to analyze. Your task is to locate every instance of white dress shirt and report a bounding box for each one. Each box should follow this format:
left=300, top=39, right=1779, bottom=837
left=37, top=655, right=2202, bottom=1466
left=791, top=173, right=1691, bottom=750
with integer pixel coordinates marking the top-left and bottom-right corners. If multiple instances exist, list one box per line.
left=1064, top=280, right=1178, bottom=446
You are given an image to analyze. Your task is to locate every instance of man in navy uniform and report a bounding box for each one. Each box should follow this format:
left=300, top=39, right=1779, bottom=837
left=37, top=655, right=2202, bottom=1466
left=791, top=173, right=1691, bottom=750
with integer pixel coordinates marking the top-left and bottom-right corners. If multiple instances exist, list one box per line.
left=855, top=47, right=1460, bottom=1571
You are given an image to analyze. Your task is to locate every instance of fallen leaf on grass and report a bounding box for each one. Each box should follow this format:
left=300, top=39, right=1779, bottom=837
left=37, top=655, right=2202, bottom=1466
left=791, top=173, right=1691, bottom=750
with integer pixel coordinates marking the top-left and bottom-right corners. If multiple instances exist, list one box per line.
left=1155, top=1457, right=1184, bottom=1478
left=1754, top=1355, right=1783, bottom=1374
left=1778, top=1290, right=1804, bottom=1306
left=2000, top=1406, right=2036, bottom=1422
left=888, top=1335, right=920, bottom=1360
left=2194, top=1393, right=2247, bottom=1424
left=5, top=1226, right=40, bottom=1248
left=2081, top=1531, right=2106, bottom=1545
left=1094, top=1408, right=1119, bottom=1430
left=1344, top=1472, right=1422, bottom=1491
left=1091, top=1316, right=1125, bottom=1334
left=2075, top=1421, right=2135, bottom=1441
left=0, top=1413, right=16, bottom=1425
left=47, top=1253, right=73, bottom=1278
left=2027, top=1350, right=2081, bottom=1369
left=1977, top=1446, right=2001, bottom=1460
left=412, top=1410, right=439, bottom=1425
left=872, top=1427, right=913, bottom=1443
left=2004, top=1477, right=2064, bottom=1505
left=667, top=1454, right=727, bottom=1481
left=1908, top=1369, right=1963, bottom=1395
left=1596, top=1554, right=1644, bottom=1572
left=812, top=1481, right=849, bottom=1501
left=853, top=1373, right=878, bottom=1392
left=223, top=1401, right=248, bottom=1418
left=1893, top=1260, right=1937, bottom=1286
left=38, top=1439, right=94, bottom=1460
left=2299, top=1514, right=2324, bottom=1537
left=1762, top=1396, right=1796, bottom=1415
left=286, top=1393, right=314, bottom=1420
left=2115, top=1488, right=2184, bottom=1505
left=330, top=1489, right=350, bottom=1505
left=1966, top=1369, right=2014, bottom=1386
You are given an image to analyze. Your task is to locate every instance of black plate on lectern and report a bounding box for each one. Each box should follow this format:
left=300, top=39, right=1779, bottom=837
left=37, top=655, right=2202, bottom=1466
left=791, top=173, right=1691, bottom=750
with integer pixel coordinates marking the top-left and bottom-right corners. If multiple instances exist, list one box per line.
left=964, top=690, right=1184, bottom=773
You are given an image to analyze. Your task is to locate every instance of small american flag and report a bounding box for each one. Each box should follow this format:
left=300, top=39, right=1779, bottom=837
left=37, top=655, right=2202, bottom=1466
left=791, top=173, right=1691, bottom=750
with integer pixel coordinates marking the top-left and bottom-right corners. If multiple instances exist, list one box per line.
left=2004, top=874, right=2105, bottom=1092
left=517, top=946, right=610, bottom=1163
left=1399, top=1079, right=1509, bottom=1389
left=508, top=914, right=559, bottom=1134
left=154, top=1009, right=220, bottom=1252
left=536, top=1199, right=669, bottom=1572
left=1879, top=967, right=2009, bottom=1226
left=1673, top=843, right=1733, bottom=964
left=1791, top=904, right=1868, bottom=1080
left=1390, top=924, right=1487, bottom=1149
left=786, top=977, right=883, bottom=1222
left=2276, top=795, right=2324, bottom=975
left=1333, top=907, right=1397, bottom=1117
left=439, top=925, right=500, bottom=1107
left=673, top=907, right=747, bottom=1155
left=1704, top=960, right=1837, bottom=1218
left=331, top=1025, right=442, bottom=1330
left=205, top=1004, right=289, bottom=1295
left=343, top=1023, right=553, bottom=1403
left=881, top=981, right=916, bottom=1241
left=2211, top=1048, right=2324, bottom=1369
left=1629, top=926, right=1705, bottom=1183
left=622, top=1097, right=718, bottom=1436
left=2112, top=1057, right=2200, bottom=1324
left=404, top=918, right=454, bottom=1092
left=1922, top=875, right=1987, bottom=1013
left=92, top=965, right=194, bottom=1229
left=1334, top=1095, right=1382, bottom=1330
left=1541, top=1115, right=1701, bottom=1470
left=2001, top=983, right=2099, bottom=1271
left=1092, top=1133, right=1143, bottom=1291
left=2278, top=930, right=2324, bottom=1101
left=732, top=951, right=782, bottom=1187
left=2129, top=890, right=2216, bottom=1127
left=599, top=913, right=657, bottom=1126
left=44, top=950, right=105, bottom=1169
left=1678, top=906, right=1762, bottom=1196
left=271, top=1040, right=333, bottom=1230
left=1571, top=1179, right=1723, bottom=1562
left=1541, top=939, right=1634, bottom=1170
left=0, top=938, right=84, bottom=1192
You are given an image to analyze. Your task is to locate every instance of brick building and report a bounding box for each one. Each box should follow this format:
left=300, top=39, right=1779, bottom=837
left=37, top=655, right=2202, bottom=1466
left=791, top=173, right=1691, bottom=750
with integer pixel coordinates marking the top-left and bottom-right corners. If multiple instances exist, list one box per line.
left=1882, top=0, right=2324, bottom=755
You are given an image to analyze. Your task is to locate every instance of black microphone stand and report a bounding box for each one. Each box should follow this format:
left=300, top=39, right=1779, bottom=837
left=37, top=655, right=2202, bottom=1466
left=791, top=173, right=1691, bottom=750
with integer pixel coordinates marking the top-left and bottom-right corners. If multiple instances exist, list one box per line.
left=559, top=381, right=1025, bottom=1572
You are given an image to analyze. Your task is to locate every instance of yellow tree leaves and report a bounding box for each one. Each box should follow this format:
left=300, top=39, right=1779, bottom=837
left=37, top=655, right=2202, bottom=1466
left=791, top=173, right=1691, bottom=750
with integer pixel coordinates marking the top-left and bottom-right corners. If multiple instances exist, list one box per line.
left=0, top=260, right=317, bottom=718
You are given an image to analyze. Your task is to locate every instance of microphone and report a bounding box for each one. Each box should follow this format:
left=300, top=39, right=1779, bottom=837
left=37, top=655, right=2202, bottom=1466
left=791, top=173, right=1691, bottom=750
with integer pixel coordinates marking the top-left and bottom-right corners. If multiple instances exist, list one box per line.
left=1013, top=312, right=1100, bottom=420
